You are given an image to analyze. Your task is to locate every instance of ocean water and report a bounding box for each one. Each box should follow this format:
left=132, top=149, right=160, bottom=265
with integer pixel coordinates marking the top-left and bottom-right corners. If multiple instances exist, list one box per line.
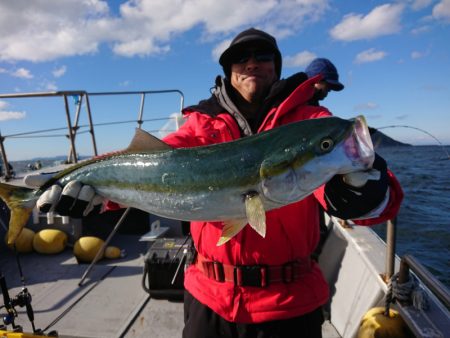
left=374, top=145, right=450, bottom=289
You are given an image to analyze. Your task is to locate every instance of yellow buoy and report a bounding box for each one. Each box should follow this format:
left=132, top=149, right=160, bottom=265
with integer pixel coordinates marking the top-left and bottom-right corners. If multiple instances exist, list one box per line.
left=358, top=307, right=413, bottom=338
left=104, top=246, right=122, bottom=259
left=73, top=237, right=123, bottom=262
left=33, top=229, right=68, bottom=254
left=74, top=236, right=105, bottom=262
left=5, top=228, right=35, bottom=253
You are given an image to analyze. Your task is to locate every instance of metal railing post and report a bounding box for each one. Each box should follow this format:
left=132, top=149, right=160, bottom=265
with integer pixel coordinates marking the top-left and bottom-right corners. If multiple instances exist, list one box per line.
left=384, top=218, right=397, bottom=281
left=84, top=93, right=98, bottom=156
left=63, top=94, right=79, bottom=163
left=67, top=94, right=83, bottom=162
left=0, top=131, right=12, bottom=180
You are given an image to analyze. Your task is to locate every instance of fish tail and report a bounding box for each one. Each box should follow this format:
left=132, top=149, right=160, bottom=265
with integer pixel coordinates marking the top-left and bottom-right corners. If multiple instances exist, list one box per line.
left=0, top=183, right=35, bottom=245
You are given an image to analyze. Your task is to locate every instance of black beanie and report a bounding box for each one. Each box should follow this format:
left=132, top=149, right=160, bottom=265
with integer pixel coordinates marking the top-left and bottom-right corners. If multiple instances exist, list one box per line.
left=219, top=28, right=282, bottom=79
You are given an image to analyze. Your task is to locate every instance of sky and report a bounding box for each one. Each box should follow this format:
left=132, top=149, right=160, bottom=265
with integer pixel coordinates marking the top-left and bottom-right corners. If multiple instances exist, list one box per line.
left=0, top=0, right=449, bottom=161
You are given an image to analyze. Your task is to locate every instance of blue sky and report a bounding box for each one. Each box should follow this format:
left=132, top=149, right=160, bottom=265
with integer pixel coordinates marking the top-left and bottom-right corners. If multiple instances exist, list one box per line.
left=1, top=0, right=449, bottom=161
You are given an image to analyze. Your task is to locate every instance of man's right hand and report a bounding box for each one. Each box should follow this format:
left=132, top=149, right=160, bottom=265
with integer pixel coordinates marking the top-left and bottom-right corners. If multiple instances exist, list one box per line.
left=37, top=181, right=103, bottom=218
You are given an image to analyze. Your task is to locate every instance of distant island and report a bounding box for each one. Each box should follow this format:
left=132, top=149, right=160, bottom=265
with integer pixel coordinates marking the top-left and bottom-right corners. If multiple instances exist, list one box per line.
left=369, top=127, right=412, bottom=148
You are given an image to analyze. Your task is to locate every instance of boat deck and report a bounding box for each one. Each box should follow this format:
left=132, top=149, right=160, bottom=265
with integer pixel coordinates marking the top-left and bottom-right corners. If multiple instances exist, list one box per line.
left=0, top=234, right=340, bottom=338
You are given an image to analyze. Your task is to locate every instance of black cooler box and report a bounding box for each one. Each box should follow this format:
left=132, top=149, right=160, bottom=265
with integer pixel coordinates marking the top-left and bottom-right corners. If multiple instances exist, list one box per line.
left=142, top=237, right=193, bottom=301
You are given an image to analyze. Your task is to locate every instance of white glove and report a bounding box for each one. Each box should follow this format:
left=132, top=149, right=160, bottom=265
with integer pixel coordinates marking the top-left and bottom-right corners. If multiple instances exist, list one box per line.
left=342, top=169, right=381, bottom=188
left=36, top=180, right=103, bottom=218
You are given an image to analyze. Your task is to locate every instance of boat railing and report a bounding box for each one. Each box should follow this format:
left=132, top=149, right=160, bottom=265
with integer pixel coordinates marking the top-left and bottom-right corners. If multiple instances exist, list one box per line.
left=0, top=89, right=184, bottom=181
left=398, top=255, right=450, bottom=309
left=381, top=218, right=450, bottom=337
left=383, top=218, right=450, bottom=308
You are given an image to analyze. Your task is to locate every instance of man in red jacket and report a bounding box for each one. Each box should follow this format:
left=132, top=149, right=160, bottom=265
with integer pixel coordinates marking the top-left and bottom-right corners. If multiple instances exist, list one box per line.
left=37, top=28, right=403, bottom=338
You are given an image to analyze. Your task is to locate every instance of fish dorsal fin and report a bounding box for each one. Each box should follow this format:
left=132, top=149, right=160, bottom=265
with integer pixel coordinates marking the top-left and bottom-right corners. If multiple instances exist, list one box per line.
left=126, top=128, right=173, bottom=152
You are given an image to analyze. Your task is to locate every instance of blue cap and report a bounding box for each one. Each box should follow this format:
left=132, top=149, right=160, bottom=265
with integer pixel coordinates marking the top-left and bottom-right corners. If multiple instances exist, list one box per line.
left=305, top=58, right=344, bottom=91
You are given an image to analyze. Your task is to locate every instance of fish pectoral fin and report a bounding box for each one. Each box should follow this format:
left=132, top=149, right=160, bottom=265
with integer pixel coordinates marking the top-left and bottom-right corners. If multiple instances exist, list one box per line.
left=245, top=193, right=266, bottom=238
left=216, top=219, right=247, bottom=246
left=126, top=128, right=173, bottom=152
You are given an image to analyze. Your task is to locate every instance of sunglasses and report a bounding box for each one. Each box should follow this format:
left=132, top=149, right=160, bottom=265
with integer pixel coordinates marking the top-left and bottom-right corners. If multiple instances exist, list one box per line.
left=232, top=50, right=275, bottom=64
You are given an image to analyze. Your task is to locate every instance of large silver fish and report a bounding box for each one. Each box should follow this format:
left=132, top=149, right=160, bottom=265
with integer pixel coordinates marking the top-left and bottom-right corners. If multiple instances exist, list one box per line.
left=0, top=115, right=374, bottom=246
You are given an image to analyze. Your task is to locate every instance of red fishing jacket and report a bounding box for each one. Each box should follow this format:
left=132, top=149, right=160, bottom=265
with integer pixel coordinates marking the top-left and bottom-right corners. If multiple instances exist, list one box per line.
left=162, top=76, right=403, bottom=323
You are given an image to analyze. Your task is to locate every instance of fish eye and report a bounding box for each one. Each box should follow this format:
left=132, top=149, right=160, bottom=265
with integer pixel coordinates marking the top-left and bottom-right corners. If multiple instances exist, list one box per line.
left=319, top=137, right=334, bottom=153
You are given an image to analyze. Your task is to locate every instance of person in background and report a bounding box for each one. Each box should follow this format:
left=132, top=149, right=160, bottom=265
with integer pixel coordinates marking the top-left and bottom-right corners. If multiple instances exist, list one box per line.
left=36, top=28, right=403, bottom=338
left=305, top=57, right=344, bottom=106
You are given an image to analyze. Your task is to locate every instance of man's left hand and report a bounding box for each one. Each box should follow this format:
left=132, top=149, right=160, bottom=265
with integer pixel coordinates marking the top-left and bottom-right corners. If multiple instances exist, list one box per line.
left=324, top=153, right=389, bottom=219
left=342, top=169, right=381, bottom=188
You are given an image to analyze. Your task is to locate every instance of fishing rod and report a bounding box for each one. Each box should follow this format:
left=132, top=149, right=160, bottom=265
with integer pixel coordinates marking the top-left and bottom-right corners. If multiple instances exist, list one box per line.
left=0, top=247, right=46, bottom=336
left=0, top=205, right=49, bottom=336
left=373, top=125, right=450, bottom=160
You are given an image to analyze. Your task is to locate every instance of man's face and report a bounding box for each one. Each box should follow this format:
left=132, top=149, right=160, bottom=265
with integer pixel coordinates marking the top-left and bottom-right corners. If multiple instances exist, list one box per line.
left=313, top=81, right=331, bottom=101
left=230, top=46, right=277, bottom=103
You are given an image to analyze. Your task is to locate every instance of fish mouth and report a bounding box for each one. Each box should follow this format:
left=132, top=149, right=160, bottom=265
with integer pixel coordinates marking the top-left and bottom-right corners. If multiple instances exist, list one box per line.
left=345, top=116, right=375, bottom=169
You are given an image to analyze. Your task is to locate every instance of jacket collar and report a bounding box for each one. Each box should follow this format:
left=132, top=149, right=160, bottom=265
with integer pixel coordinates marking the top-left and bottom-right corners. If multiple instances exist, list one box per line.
left=183, top=73, right=308, bottom=136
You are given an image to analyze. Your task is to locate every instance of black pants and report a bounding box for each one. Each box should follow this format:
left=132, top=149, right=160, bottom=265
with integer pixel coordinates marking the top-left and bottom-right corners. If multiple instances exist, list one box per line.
left=183, top=291, right=324, bottom=338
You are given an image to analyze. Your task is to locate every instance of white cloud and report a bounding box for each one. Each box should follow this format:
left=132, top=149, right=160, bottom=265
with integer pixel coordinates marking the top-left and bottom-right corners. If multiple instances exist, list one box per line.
left=52, top=65, right=67, bottom=78
left=11, top=68, right=33, bottom=79
left=119, top=80, right=131, bottom=87
left=284, top=51, right=317, bottom=68
left=0, top=111, right=26, bottom=121
left=411, top=51, right=425, bottom=59
left=0, top=0, right=110, bottom=62
left=0, top=0, right=330, bottom=62
left=212, top=39, right=232, bottom=62
left=36, top=79, right=58, bottom=91
left=410, top=0, right=433, bottom=11
left=113, top=38, right=170, bottom=57
left=0, top=101, right=26, bottom=121
left=353, top=102, right=379, bottom=112
left=45, top=82, right=58, bottom=91
left=354, top=48, right=387, bottom=64
left=330, top=4, right=404, bottom=41
left=432, top=0, right=450, bottom=22
left=411, top=25, right=431, bottom=34
left=114, top=0, right=329, bottom=59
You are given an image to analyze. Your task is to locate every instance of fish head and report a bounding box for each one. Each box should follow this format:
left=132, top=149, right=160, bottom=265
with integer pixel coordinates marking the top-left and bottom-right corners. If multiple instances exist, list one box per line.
left=341, top=115, right=374, bottom=171
left=261, top=116, right=375, bottom=205
left=294, top=115, right=375, bottom=189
